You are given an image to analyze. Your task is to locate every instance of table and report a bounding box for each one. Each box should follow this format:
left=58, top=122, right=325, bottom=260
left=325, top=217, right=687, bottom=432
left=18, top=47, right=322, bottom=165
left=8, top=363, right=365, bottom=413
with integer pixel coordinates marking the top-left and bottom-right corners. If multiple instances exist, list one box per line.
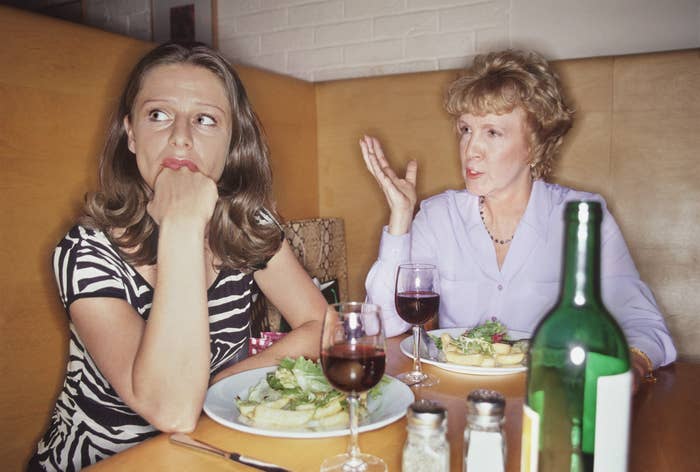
left=89, top=336, right=700, bottom=471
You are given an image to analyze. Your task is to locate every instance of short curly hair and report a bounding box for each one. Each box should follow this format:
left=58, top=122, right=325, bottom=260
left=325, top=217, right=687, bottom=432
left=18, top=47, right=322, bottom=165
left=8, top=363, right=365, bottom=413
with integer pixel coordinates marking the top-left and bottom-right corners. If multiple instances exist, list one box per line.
left=444, top=50, right=574, bottom=180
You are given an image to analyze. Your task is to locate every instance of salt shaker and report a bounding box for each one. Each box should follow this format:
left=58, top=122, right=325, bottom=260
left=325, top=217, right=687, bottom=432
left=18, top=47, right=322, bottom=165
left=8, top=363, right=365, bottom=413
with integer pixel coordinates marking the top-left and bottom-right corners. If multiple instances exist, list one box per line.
left=402, top=399, right=449, bottom=472
left=463, top=389, right=506, bottom=472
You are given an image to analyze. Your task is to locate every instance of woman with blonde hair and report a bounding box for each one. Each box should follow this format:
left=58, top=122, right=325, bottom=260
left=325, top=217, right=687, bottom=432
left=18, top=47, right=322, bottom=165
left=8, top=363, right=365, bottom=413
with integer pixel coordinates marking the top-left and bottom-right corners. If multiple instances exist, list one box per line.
left=362, top=49, right=675, bottom=388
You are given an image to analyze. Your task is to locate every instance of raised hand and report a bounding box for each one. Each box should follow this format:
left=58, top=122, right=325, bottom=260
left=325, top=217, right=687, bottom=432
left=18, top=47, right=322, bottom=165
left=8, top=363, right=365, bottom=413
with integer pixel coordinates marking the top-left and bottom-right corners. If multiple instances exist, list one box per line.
left=147, top=166, right=218, bottom=230
left=359, top=135, right=417, bottom=235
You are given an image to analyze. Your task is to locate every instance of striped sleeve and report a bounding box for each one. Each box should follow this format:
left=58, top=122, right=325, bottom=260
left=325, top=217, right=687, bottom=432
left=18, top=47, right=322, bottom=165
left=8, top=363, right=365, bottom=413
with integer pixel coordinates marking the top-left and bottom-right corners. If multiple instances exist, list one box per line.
left=53, top=226, right=128, bottom=312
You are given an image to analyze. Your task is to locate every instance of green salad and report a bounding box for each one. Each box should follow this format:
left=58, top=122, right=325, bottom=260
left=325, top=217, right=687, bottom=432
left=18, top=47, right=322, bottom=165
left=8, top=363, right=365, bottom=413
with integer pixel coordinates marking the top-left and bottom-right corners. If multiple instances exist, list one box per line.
left=235, top=357, right=387, bottom=429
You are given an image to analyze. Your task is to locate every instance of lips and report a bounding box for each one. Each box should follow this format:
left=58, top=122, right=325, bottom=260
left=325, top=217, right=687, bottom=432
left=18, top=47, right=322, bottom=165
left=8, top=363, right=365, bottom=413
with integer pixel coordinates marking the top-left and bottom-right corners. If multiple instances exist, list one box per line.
left=465, top=168, right=482, bottom=179
left=162, top=157, right=198, bottom=172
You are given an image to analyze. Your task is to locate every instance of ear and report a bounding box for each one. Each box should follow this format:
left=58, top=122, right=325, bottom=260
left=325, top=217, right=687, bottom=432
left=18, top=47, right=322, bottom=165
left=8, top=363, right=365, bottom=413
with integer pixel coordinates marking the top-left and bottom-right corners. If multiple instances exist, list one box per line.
left=123, top=115, right=136, bottom=154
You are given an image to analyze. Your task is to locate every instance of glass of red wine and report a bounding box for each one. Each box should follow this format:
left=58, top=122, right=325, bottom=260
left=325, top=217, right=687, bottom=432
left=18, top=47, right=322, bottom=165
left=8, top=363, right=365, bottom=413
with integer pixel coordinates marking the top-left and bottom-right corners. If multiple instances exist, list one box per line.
left=395, top=263, right=440, bottom=387
left=320, top=302, right=387, bottom=472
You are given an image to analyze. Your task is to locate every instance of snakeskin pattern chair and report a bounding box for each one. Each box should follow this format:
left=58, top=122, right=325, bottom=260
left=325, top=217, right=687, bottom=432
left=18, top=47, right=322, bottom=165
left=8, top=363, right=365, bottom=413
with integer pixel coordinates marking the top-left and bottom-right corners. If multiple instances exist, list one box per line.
left=250, top=217, right=348, bottom=336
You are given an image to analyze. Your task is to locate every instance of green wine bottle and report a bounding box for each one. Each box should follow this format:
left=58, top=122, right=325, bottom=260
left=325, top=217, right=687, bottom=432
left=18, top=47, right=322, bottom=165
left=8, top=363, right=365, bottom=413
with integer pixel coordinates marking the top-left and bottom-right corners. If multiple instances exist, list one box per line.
left=520, top=201, right=632, bottom=472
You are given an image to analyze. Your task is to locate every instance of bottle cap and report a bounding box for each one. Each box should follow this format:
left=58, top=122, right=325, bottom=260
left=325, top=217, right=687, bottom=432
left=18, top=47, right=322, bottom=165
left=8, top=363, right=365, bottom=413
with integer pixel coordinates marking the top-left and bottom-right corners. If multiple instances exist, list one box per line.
left=466, top=389, right=505, bottom=420
left=406, top=399, right=446, bottom=428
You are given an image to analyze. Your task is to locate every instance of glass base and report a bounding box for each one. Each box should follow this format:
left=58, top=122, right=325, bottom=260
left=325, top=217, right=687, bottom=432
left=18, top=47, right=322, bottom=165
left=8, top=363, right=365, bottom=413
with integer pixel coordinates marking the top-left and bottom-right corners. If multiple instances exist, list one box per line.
left=396, top=370, right=439, bottom=387
left=320, top=453, right=387, bottom=472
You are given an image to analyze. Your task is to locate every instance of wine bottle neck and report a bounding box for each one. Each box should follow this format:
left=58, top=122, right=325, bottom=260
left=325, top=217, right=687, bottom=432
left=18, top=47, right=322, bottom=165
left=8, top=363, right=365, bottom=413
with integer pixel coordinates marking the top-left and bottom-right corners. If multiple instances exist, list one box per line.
left=559, top=202, right=602, bottom=307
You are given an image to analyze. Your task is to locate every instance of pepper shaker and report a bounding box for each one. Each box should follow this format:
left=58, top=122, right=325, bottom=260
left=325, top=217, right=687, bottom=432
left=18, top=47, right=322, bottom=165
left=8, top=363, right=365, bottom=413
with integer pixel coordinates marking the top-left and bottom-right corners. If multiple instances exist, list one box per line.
left=463, top=389, right=506, bottom=472
left=402, top=399, right=449, bottom=472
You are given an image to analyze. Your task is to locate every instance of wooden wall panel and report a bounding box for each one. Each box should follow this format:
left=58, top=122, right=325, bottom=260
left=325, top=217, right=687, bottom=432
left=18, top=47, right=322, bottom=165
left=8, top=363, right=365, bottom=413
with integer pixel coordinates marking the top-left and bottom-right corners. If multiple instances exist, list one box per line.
left=610, top=50, right=700, bottom=360
left=316, top=70, right=463, bottom=301
left=0, top=8, right=153, bottom=471
left=236, top=66, right=318, bottom=220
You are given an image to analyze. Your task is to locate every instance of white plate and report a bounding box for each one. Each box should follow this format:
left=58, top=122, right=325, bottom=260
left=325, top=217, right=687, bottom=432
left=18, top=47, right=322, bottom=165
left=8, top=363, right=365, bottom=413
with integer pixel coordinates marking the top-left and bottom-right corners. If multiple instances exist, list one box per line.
left=400, top=327, right=530, bottom=375
left=204, top=366, right=414, bottom=438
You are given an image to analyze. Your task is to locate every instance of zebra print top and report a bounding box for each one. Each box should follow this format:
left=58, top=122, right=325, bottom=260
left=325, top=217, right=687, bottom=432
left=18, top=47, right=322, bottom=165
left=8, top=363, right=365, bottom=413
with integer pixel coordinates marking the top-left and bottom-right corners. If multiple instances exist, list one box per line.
left=30, top=225, right=254, bottom=471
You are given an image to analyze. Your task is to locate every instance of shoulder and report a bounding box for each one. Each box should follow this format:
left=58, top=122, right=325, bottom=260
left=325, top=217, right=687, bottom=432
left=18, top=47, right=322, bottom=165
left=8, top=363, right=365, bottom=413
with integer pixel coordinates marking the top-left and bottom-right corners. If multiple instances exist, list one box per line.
left=55, top=224, right=118, bottom=257
left=537, top=181, right=607, bottom=208
left=419, top=189, right=471, bottom=212
left=53, top=224, right=127, bottom=275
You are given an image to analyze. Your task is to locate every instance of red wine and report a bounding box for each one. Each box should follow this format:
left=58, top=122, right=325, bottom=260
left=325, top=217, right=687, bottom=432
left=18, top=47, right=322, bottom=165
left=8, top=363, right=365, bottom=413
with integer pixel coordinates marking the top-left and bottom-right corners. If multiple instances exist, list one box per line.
left=322, top=344, right=386, bottom=393
left=395, top=291, right=440, bottom=324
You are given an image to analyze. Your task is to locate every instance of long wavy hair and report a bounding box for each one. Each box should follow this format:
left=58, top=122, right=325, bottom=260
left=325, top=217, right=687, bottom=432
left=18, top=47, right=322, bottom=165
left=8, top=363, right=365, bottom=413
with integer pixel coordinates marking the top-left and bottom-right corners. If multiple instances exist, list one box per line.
left=444, top=49, right=574, bottom=180
left=82, top=42, right=282, bottom=272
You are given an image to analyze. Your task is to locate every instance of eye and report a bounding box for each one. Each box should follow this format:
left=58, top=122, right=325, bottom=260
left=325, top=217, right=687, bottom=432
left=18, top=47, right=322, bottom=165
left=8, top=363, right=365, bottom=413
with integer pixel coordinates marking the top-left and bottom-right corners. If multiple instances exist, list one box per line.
left=488, top=129, right=501, bottom=137
left=458, top=124, right=471, bottom=135
left=148, top=109, right=169, bottom=121
left=196, top=114, right=217, bottom=126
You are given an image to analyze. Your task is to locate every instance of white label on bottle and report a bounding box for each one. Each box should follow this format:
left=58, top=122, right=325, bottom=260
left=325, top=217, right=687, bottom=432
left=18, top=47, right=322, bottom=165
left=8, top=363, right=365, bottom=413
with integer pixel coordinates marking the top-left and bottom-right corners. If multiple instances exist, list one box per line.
left=520, top=404, right=540, bottom=472
left=593, top=370, right=632, bottom=472
left=466, top=431, right=505, bottom=472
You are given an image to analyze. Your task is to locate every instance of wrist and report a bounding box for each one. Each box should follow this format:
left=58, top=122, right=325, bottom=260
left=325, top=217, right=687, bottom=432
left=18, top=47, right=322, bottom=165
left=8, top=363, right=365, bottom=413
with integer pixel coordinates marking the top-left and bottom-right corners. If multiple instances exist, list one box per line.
left=388, top=210, right=412, bottom=235
left=630, top=347, right=657, bottom=384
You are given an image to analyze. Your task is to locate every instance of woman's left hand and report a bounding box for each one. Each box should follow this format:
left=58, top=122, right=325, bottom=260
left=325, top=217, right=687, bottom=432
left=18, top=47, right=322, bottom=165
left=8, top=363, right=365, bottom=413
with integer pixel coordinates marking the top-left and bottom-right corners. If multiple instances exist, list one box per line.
left=630, top=350, right=650, bottom=394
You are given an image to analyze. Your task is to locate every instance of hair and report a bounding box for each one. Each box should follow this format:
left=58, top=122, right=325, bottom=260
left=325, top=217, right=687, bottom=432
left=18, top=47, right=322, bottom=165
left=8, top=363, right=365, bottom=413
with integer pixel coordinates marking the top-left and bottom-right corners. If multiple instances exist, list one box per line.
left=82, top=42, right=282, bottom=272
left=444, top=49, right=574, bottom=180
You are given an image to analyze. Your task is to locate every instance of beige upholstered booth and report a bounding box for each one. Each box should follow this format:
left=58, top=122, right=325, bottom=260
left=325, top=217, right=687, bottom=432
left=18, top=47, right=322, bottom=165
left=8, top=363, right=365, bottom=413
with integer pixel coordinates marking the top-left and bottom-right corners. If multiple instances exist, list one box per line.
left=1, top=5, right=698, bottom=471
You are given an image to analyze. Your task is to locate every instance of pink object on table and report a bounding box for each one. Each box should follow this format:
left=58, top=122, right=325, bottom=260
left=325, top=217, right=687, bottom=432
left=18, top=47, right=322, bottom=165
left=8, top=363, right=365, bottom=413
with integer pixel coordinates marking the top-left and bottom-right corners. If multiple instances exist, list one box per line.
left=248, top=331, right=287, bottom=356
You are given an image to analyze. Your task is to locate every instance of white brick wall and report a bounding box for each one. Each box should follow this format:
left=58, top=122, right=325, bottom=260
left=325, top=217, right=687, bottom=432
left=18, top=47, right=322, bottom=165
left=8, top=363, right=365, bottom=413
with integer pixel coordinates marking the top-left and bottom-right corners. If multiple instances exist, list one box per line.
left=79, top=0, right=700, bottom=83
left=83, top=0, right=151, bottom=42
left=218, top=0, right=510, bottom=82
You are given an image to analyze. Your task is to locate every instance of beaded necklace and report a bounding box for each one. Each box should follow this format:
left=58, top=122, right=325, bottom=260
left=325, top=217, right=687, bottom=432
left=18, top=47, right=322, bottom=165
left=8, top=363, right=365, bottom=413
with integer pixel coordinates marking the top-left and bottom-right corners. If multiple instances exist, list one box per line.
left=479, top=196, right=514, bottom=245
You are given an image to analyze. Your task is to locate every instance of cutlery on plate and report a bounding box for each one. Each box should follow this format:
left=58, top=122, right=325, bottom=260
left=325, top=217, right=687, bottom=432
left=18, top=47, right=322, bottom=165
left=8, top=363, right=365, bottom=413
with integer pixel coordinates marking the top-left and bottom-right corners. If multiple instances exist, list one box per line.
left=417, top=325, right=444, bottom=361
left=169, top=433, right=292, bottom=472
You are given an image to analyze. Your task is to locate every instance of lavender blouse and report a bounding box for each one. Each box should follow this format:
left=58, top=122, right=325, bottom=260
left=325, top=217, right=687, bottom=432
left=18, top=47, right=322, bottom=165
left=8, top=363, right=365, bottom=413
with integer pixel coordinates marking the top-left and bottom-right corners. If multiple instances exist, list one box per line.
left=365, top=180, right=676, bottom=368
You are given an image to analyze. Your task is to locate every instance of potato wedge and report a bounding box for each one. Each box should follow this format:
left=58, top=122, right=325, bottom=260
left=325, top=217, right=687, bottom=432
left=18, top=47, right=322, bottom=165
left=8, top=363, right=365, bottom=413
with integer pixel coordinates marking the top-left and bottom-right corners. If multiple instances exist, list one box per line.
left=253, top=405, right=315, bottom=426
left=445, top=351, right=483, bottom=366
left=317, top=410, right=349, bottom=428
left=441, top=333, right=458, bottom=352
left=314, top=397, right=343, bottom=419
left=261, top=397, right=290, bottom=409
left=492, top=343, right=512, bottom=355
left=495, top=352, right=525, bottom=365
left=237, top=402, right=256, bottom=417
left=480, top=357, right=497, bottom=367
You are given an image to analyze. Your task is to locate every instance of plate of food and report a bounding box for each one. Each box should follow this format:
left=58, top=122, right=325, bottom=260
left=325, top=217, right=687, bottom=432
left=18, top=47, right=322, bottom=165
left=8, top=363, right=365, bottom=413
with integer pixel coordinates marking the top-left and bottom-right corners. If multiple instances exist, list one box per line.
left=400, top=319, right=530, bottom=375
left=204, top=357, right=414, bottom=438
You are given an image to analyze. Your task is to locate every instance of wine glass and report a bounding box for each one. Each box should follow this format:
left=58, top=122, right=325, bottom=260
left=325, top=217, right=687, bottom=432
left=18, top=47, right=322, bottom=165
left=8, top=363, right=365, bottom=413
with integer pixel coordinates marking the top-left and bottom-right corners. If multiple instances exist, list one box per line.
left=320, top=302, right=387, bottom=472
left=395, top=263, right=440, bottom=387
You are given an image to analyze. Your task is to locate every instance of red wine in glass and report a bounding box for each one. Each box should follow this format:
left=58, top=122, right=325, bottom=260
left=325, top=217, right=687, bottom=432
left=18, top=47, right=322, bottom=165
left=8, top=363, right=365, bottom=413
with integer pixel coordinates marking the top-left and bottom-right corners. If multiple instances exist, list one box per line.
left=394, top=263, right=440, bottom=387
left=320, top=302, right=387, bottom=472
left=322, top=344, right=386, bottom=393
left=395, top=291, right=440, bottom=325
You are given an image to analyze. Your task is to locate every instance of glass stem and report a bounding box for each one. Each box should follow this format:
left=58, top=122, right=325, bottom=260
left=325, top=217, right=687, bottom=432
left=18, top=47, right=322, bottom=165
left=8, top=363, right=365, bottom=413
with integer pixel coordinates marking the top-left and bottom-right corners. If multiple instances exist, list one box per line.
left=346, top=393, right=362, bottom=464
left=412, top=325, right=423, bottom=374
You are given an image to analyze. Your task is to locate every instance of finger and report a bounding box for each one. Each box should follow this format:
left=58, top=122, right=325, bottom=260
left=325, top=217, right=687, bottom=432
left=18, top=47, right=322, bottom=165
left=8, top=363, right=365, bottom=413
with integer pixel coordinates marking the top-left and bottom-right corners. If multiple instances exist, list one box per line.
left=359, top=139, right=374, bottom=172
left=361, top=138, right=393, bottom=186
left=405, top=160, right=418, bottom=186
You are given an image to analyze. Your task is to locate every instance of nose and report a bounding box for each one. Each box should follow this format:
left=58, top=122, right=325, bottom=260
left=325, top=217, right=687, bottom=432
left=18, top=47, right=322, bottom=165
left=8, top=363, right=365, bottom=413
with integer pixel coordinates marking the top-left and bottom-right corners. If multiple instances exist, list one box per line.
left=462, top=133, right=482, bottom=161
left=170, top=116, right=192, bottom=149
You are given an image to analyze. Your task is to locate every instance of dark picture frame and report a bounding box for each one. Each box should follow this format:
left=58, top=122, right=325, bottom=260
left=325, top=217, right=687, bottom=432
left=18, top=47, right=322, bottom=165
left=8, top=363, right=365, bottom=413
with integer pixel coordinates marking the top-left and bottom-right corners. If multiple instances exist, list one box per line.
left=151, top=0, right=217, bottom=47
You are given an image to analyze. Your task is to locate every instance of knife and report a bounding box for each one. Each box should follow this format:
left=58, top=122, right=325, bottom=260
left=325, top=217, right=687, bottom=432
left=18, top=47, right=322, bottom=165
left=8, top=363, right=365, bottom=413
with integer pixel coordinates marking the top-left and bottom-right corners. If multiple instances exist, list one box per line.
left=169, top=433, right=292, bottom=472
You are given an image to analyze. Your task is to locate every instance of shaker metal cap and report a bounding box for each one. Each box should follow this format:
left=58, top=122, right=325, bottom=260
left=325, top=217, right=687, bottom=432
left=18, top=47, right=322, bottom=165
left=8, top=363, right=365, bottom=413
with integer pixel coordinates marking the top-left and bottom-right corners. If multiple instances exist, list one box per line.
left=406, top=399, right=446, bottom=427
left=466, top=389, right=505, bottom=417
